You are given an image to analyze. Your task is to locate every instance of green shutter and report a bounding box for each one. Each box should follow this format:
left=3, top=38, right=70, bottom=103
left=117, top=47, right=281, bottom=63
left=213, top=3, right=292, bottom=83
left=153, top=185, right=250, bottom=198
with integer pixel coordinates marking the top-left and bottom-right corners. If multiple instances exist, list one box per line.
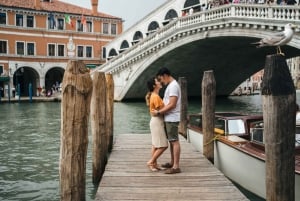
left=0, top=76, right=10, bottom=82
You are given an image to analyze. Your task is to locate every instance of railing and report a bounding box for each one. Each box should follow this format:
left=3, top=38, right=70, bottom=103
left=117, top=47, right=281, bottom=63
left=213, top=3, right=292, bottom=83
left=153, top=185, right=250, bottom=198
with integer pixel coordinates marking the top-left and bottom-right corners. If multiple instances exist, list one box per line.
left=95, top=4, right=300, bottom=74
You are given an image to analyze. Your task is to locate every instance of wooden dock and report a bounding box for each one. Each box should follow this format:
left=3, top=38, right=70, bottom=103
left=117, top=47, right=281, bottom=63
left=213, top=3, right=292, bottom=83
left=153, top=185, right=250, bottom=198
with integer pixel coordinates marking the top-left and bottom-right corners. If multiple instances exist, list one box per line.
left=95, top=134, right=249, bottom=201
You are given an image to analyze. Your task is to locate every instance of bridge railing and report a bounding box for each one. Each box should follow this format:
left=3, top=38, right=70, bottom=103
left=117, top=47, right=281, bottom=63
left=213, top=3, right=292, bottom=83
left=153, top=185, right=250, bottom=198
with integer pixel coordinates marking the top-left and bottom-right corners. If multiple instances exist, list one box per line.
left=94, top=4, right=300, bottom=74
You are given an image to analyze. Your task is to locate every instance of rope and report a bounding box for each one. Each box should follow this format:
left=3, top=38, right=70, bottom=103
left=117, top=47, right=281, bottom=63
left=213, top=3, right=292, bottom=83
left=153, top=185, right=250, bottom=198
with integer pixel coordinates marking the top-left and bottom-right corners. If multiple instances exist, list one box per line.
left=204, top=134, right=224, bottom=146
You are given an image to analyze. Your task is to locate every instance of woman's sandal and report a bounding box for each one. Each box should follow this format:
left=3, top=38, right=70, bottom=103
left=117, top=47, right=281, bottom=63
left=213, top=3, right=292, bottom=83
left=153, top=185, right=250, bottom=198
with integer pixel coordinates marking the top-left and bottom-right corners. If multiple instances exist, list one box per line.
left=147, top=162, right=159, bottom=172
left=154, top=163, right=161, bottom=170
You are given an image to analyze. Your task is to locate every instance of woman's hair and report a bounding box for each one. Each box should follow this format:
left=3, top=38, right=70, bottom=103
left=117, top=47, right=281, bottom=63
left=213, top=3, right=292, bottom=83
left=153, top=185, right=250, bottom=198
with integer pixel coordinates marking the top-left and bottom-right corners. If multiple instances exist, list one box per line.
left=145, top=92, right=151, bottom=106
left=145, top=77, right=156, bottom=106
left=147, top=77, right=156, bottom=92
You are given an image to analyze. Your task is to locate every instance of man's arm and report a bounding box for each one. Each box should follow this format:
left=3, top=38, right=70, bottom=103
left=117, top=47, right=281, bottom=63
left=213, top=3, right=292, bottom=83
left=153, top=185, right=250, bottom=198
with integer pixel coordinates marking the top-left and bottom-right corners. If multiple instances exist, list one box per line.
left=151, top=96, right=178, bottom=116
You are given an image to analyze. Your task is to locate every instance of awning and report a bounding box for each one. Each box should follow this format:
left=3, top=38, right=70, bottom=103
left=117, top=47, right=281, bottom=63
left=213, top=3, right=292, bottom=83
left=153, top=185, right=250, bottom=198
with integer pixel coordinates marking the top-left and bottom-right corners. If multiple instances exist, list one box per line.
left=0, top=76, right=10, bottom=82
left=86, top=64, right=98, bottom=69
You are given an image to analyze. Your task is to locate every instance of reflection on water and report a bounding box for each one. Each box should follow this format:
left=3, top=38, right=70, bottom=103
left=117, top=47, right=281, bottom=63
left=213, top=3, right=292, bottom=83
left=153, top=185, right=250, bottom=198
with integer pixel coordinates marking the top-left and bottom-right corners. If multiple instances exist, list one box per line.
left=0, top=94, right=298, bottom=200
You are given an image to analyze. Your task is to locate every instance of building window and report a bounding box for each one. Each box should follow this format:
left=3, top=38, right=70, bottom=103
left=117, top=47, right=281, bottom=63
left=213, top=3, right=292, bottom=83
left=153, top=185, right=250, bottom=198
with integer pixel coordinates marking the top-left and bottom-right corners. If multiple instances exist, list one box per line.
left=16, top=42, right=25, bottom=55
left=16, top=14, right=23, bottom=27
left=0, top=65, right=3, bottom=75
left=57, top=18, right=64, bottom=30
left=77, top=20, right=83, bottom=32
left=27, top=15, right=34, bottom=27
left=0, top=13, right=6, bottom=25
left=48, top=17, right=55, bottom=29
left=86, top=46, right=92, bottom=58
left=103, top=23, right=109, bottom=34
left=111, top=24, right=117, bottom=35
left=77, top=46, right=84, bottom=57
left=58, top=44, right=65, bottom=56
left=102, top=47, right=106, bottom=59
left=86, top=21, right=92, bottom=32
left=48, top=44, right=56, bottom=56
left=27, top=42, right=35, bottom=55
left=0, top=40, right=7, bottom=54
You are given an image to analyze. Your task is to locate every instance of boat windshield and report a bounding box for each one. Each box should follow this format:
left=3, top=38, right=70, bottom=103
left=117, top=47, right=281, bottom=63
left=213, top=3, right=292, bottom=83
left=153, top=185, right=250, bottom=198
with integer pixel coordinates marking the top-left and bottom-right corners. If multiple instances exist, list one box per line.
left=251, top=123, right=300, bottom=147
left=227, top=119, right=245, bottom=134
left=296, top=134, right=300, bottom=147
left=296, top=126, right=300, bottom=147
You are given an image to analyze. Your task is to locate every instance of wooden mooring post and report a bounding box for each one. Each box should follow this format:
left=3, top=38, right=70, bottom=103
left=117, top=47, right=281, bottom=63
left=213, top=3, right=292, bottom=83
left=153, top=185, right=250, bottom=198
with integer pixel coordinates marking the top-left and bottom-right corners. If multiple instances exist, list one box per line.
left=202, top=70, right=216, bottom=164
left=179, top=77, right=188, bottom=138
left=91, top=72, right=107, bottom=184
left=59, top=60, right=93, bottom=201
left=261, top=55, right=295, bottom=201
left=105, top=74, right=114, bottom=152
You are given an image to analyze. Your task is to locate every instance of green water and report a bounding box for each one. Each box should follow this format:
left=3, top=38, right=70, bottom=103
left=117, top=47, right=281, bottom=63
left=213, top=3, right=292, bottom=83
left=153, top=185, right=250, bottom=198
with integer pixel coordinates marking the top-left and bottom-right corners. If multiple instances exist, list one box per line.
left=0, top=94, right=297, bottom=200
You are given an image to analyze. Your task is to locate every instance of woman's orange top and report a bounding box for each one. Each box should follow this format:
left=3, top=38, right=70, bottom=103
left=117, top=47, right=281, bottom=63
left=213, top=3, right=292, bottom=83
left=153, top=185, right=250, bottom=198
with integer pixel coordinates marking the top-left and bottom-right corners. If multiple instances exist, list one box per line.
left=149, top=93, right=164, bottom=113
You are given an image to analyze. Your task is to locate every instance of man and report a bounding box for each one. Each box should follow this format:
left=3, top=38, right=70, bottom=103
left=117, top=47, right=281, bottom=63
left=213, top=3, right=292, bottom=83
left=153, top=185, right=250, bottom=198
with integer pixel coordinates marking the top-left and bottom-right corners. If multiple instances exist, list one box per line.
left=152, top=67, right=181, bottom=174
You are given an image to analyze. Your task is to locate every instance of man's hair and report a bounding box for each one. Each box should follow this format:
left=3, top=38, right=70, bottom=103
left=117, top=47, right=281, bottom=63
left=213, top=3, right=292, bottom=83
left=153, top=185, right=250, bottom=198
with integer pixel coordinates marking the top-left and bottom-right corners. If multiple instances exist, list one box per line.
left=156, top=67, right=171, bottom=76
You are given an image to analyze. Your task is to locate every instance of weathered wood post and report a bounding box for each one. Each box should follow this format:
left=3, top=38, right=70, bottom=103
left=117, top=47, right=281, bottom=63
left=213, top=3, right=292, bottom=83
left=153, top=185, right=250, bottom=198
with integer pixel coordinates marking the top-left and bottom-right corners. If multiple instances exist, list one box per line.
left=106, top=74, right=114, bottom=152
left=59, top=60, right=93, bottom=201
left=202, top=70, right=216, bottom=164
left=262, top=55, right=295, bottom=201
left=179, top=77, right=188, bottom=138
left=91, top=72, right=107, bottom=184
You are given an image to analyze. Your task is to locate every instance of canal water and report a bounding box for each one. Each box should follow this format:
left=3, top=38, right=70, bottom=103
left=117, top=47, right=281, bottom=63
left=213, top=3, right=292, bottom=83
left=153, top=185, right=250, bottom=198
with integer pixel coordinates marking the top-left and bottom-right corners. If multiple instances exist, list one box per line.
left=0, top=94, right=299, bottom=201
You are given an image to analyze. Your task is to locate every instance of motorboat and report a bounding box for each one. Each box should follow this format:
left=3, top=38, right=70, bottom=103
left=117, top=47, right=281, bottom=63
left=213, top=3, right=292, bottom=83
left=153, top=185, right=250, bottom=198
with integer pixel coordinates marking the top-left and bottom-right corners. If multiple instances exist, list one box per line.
left=187, top=112, right=300, bottom=200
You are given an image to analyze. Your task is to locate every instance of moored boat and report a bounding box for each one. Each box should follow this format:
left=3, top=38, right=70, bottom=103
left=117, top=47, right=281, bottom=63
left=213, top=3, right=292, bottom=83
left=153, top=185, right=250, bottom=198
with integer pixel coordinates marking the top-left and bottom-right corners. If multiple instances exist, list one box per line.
left=187, top=112, right=300, bottom=200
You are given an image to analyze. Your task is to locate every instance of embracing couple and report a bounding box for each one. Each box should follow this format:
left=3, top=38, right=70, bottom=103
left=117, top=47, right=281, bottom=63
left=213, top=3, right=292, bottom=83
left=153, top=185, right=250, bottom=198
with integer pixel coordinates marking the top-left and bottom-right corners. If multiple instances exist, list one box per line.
left=145, top=67, right=181, bottom=174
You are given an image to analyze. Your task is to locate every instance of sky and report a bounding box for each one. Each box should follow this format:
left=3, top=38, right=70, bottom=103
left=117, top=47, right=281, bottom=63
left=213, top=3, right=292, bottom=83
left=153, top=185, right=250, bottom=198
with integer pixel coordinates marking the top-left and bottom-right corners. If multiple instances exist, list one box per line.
left=60, top=0, right=167, bottom=30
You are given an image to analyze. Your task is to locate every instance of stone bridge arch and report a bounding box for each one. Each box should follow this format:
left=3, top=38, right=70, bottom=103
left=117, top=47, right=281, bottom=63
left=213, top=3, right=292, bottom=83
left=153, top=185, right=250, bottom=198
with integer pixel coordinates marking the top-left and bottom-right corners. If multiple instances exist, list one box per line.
left=96, top=4, right=300, bottom=101
left=115, top=33, right=300, bottom=100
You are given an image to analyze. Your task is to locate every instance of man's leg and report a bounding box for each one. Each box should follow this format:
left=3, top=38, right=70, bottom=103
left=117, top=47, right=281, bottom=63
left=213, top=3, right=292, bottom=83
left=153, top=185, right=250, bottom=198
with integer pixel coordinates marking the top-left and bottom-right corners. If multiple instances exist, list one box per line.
left=171, top=140, right=180, bottom=169
left=164, top=122, right=181, bottom=174
left=169, top=142, right=174, bottom=166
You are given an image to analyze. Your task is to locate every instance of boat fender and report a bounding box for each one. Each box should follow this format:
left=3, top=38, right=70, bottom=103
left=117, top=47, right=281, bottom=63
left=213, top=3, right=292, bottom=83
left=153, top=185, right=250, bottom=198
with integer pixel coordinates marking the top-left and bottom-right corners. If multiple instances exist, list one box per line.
left=214, top=128, right=225, bottom=135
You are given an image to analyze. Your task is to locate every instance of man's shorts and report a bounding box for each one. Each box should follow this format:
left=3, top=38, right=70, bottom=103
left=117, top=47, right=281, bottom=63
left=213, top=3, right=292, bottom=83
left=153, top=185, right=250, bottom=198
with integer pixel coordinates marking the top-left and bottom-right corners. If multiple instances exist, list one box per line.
left=165, top=122, right=179, bottom=142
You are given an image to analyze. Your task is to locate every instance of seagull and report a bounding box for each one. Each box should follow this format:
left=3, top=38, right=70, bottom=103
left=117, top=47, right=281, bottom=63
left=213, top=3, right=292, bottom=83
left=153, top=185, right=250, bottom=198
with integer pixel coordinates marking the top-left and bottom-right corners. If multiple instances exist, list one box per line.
left=252, top=23, right=297, bottom=55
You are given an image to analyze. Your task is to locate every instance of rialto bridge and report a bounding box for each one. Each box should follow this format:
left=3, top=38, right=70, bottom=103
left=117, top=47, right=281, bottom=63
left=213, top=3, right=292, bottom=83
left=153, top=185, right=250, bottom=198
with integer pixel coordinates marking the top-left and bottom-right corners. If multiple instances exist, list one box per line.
left=93, top=1, right=300, bottom=101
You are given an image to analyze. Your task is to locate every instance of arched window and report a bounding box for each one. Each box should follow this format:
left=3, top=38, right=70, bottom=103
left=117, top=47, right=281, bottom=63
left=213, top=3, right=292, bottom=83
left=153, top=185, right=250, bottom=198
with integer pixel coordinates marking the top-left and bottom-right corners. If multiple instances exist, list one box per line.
left=108, top=48, right=118, bottom=57
left=184, top=0, right=200, bottom=8
left=148, top=21, right=159, bottom=32
left=119, top=40, right=129, bottom=53
left=163, top=9, right=178, bottom=25
left=165, top=9, right=178, bottom=20
left=120, top=40, right=129, bottom=49
left=147, top=21, right=159, bottom=35
left=132, top=31, right=143, bottom=45
left=183, top=0, right=201, bottom=14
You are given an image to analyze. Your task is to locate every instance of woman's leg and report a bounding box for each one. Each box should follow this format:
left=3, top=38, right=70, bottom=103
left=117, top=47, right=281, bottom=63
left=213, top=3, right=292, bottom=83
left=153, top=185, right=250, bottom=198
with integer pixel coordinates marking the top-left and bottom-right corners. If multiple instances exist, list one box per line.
left=151, top=147, right=168, bottom=165
left=147, top=146, right=156, bottom=164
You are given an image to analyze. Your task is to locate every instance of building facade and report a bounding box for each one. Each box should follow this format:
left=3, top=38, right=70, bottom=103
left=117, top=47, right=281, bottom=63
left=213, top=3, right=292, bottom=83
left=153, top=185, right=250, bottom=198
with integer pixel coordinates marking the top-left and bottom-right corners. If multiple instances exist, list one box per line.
left=288, top=56, right=300, bottom=89
left=0, top=0, right=122, bottom=98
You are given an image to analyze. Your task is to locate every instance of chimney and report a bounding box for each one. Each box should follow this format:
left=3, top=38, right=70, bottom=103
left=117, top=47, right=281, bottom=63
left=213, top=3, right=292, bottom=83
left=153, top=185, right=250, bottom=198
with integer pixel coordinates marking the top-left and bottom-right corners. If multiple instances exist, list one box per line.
left=91, top=0, right=98, bottom=16
left=35, top=0, right=41, bottom=9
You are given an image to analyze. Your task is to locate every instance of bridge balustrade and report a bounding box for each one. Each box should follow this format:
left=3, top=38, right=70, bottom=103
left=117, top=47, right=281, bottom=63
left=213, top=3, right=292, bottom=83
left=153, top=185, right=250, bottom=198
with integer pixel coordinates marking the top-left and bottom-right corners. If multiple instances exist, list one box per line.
left=94, top=4, right=300, bottom=75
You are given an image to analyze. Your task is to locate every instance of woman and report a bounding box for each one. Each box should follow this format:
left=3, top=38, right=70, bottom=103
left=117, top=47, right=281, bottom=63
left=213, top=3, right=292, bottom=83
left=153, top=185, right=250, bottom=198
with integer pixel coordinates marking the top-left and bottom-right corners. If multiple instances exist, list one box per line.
left=145, top=77, right=168, bottom=172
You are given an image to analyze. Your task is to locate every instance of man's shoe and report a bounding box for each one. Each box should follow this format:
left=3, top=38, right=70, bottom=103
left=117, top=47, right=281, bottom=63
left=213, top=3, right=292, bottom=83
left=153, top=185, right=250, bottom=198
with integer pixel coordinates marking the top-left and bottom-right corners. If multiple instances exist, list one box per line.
left=164, top=168, right=181, bottom=174
left=161, top=162, right=173, bottom=169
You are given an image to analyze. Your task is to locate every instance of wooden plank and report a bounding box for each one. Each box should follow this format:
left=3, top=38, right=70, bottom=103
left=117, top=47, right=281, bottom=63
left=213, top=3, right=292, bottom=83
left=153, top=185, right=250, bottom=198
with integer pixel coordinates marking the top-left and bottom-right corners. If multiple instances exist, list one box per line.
left=95, top=134, right=249, bottom=201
